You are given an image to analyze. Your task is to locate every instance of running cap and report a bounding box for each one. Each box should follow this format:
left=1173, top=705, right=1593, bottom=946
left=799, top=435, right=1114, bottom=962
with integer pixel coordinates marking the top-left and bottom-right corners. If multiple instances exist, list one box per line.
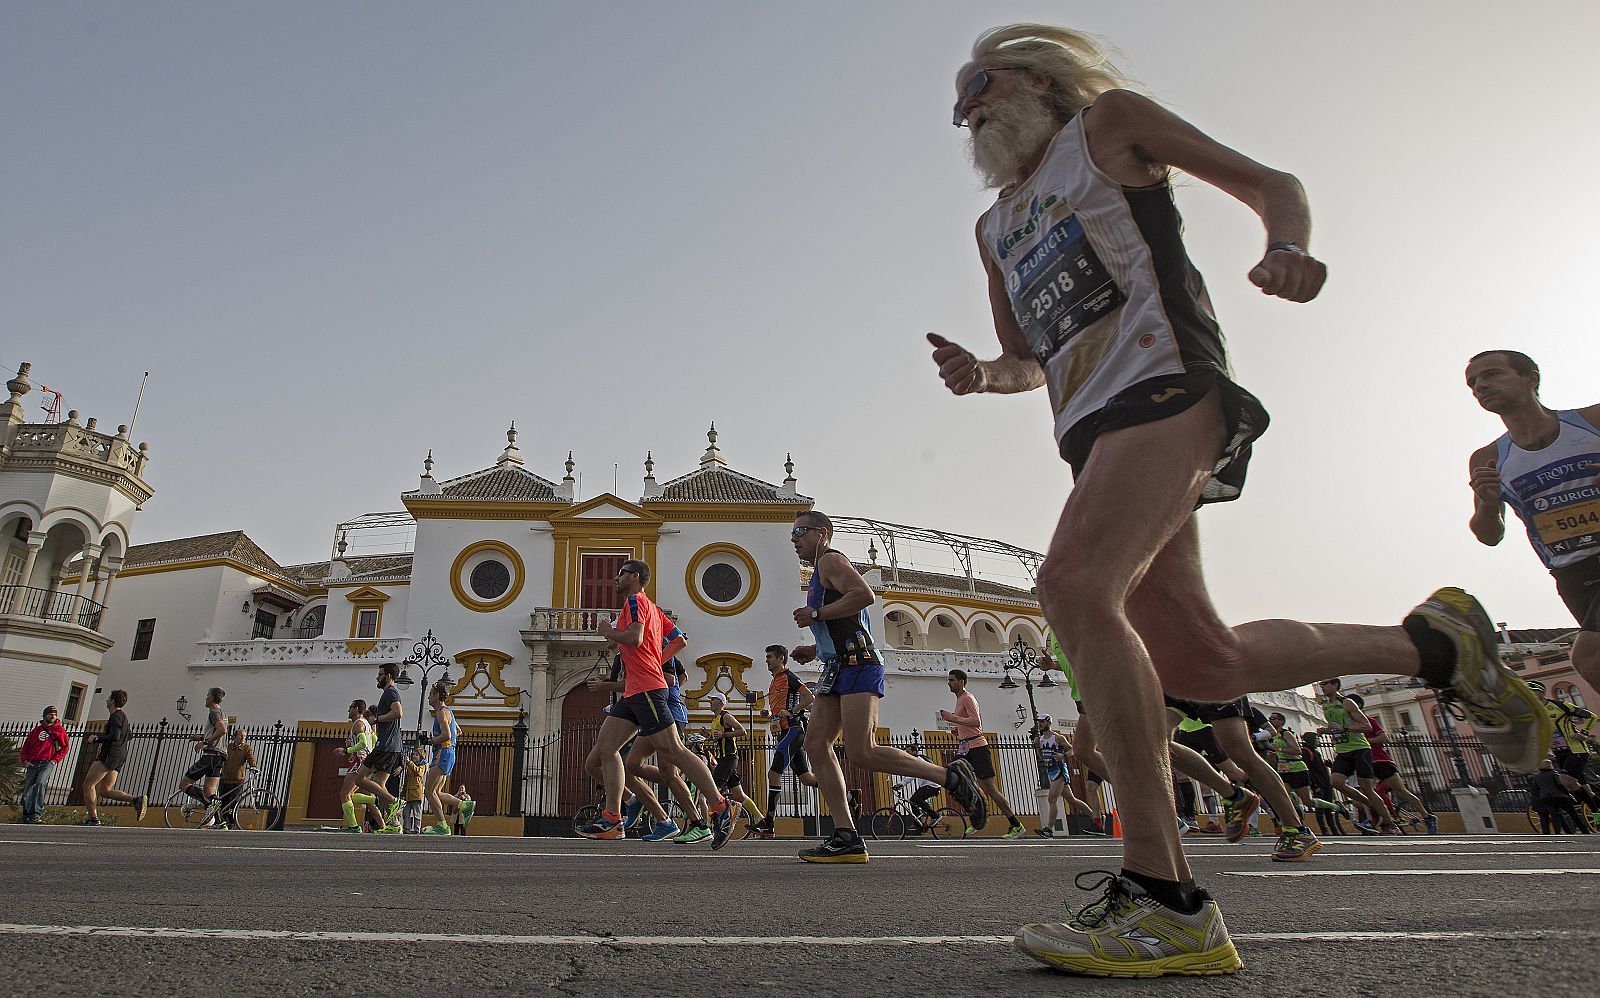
left=706, top=691, right=726, bottom=704
left=1037, top=714, right=1052, bottom=724
left=42, top=705, right=57, bottom=716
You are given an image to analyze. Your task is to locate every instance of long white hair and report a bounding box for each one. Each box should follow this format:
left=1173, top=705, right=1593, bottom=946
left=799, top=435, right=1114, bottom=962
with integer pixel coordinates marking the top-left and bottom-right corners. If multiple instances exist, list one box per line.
left=964, top=24, right=1137, bottom=121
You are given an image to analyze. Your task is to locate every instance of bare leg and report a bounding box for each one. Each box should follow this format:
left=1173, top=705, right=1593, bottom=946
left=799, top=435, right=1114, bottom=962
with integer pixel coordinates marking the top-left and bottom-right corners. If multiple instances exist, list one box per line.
left=1169, top=743, right=1234, bottom=797
left=1212, top=719, right=1304, bottom=828
left=81, top=763, right=105, bottom=820
left=640, top=726, right=726, bottom=814
left=98, top=768, right=137, bottom=805
left=1043, top=397, right=1427, bottom=884
left=979, top=776, right=1018, bottom=821
left=805, top=697, right=851, bottom=830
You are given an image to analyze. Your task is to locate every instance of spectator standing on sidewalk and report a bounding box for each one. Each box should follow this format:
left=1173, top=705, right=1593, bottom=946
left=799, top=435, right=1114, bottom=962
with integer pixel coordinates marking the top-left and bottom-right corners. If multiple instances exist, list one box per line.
left=400, top=746, right=427, bottom=834
left=19, top=706, right=70, bottom=823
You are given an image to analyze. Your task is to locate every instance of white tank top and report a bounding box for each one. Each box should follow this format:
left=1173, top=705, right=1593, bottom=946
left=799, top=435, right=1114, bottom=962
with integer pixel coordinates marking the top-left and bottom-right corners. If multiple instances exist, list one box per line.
left=979, top=109, right=1231, bottom=449
left=1495, top=410, right=1600, bottom=570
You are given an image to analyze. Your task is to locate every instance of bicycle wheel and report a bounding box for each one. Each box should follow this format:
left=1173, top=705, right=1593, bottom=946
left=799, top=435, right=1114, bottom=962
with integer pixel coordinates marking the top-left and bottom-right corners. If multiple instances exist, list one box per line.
left=226, top=789, right=276, bottom=831
left=164, top=790, right=210, bottom=829
left=868, top=807, right=905, bottom=840
left=928, top=807, right=968, bottom=839
left=572, top=804, right=601, bottom=836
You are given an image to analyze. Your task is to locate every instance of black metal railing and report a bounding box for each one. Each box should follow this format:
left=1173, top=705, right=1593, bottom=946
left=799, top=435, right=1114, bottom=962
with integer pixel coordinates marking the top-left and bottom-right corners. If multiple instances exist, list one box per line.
left=0, top=584, right=106, bottom=630
left=1, top=719, right=297, bottom=812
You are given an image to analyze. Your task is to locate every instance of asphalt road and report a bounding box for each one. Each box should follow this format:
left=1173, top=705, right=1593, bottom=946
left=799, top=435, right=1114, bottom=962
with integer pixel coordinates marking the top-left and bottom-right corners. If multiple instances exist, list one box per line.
left=1, top=824, right=1595, bottom=996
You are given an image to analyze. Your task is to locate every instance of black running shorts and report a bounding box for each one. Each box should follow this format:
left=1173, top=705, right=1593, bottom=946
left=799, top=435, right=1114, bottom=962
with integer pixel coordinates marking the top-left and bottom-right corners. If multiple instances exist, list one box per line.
left=963, top=745, right=997, bottom=781
left=1553, top=556, right=1600, bottom=632
left=1281, top=770, right=1311, bottom=790
left=610, top=689, right=675, bottom=737
left=1332, top=748, right=1376, bottom=780
left=183, top=751, right=225, bottom=782
left=1372, top=761, right=1398, bottom=781
left=713, top=754, right=741, bottom=790
left=1061, top=369, right=1269, bottom=508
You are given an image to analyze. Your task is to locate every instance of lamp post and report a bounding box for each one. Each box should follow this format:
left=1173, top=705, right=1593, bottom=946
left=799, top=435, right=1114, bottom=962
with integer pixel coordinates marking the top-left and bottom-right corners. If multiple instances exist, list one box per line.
left=998, top=636, right=1057, bottom=789
left=397, top=629, right=450, bottom=745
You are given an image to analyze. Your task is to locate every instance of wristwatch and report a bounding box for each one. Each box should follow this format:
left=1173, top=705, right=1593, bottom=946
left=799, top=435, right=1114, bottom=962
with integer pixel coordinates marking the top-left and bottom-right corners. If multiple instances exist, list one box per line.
left=809, top=607, right=821, bottom=622
left=1267, top=241, right=1306, bottom=255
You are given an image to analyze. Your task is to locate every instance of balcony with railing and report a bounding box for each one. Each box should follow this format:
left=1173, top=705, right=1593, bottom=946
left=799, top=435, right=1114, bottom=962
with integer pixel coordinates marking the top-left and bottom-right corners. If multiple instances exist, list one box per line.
left=523, top=607, right=681, bottom=646
left=0, top=584, right=107, bottom=631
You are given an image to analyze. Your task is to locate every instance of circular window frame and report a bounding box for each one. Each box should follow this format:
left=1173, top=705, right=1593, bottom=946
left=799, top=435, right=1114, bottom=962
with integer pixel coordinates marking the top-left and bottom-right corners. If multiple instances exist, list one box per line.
left=450, top=540, right=526, bottom=613
left=469, top=559, right=512, bottom=600
left=684, top=542, right=760, bottom=617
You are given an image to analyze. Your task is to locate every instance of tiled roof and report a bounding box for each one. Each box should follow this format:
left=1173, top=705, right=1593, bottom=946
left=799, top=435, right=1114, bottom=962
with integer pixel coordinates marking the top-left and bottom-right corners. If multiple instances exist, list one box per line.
left=644, top=465, right=811, bottom=504
left=123, top=530, right=288, bottom=578
left=1504, top=628, right=1578, bottom=645
left=282, top=554, right=415, bottom=586
left=404, top=465, right=566, bottom=503
left=872, top=565, right=1037, bottom=602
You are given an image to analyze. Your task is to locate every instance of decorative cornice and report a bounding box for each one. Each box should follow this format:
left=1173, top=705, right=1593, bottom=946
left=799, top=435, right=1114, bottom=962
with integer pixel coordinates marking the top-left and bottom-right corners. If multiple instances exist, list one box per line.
left=402, top=499, right=570, bottom=520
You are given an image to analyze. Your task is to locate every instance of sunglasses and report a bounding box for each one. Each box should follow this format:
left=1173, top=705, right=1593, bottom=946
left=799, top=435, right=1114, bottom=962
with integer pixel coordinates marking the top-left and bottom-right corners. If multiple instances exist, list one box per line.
left=790, top=525, right=823, bottom=540
left=953, top=67, right=1019, bottom=127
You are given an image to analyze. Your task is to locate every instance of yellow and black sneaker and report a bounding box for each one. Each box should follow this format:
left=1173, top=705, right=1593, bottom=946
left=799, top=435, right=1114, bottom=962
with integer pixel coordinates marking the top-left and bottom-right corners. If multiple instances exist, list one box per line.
left=1014, top=872, right=1242, bottom=978
left=798, top=831, right=869, bottom=864
left=1410, top=587, right=1551, bottom=773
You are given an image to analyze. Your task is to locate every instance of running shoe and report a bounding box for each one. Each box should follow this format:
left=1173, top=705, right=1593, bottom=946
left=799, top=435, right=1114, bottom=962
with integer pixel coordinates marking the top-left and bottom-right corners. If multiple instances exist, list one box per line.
left=1379, top=823, right=1401, bottom=836
left=385, top=798, right=404, bottom=828
left=943, top=758, right=988, bottom=831
left=459, top=799, right=475, bottom=830
left=1003, top=824, right=1024, bottom=840
left=1035, top=828, right=1055, bottom=838
left=578, top=812, right=624, bottom=840
left=1424, top=815, right=1439, bottom=835
left=641, top=820, right=679, bottom=842
left=82, top=817, right=101, bottom=826
left=1221, top=789, right=1260, bottom=844
left=135, top=794, right=149, bottom=821
left=375, top=824, right=400, bottom=834
left=798, top=831, right=869, bottom=864
left=621, top=797, right=645, bottom=831
left=1410, top=587, right=1551, bottom=773
left=1014, top=872, right=1242, bottom=977
left=1353, top=820, right=1378, bottom=836
left=423, top=823, right=452, bottom=835
left=710, top=800, right=740, bottom=851
left=1271, top=827, right=1322, bottom=862
left=338, top=824, right=363, bottom=833
left=1176, top=816, right=1194, bottom=835
left=673, top=824, right=712, bottom=844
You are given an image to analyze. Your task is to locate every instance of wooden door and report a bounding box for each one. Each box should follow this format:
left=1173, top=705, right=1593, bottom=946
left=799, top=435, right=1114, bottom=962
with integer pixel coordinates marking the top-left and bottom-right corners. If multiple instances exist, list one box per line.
left=579, top=554, right=627, bottom=609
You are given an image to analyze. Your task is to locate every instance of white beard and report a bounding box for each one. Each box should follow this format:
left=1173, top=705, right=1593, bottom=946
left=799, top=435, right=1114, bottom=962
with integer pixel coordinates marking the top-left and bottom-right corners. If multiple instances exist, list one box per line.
left=967, top=93, right=1060, bottom=190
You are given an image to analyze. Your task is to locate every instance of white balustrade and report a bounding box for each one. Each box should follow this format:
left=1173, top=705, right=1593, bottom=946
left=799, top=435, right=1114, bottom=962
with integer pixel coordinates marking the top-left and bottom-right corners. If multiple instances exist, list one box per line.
left=190, top=636, right=412, bottom=668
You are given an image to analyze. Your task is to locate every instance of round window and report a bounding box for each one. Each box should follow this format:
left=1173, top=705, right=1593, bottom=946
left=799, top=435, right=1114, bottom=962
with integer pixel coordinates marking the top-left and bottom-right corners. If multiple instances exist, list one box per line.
left=701, top=563, right=742, bottom=603
left=470, top=560, right=511, bottom=600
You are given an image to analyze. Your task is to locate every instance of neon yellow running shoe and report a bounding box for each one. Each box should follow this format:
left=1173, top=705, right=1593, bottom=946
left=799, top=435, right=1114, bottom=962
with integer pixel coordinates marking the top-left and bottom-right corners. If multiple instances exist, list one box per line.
left=1014, top=872, right=1242, bottom=978
left=1410, top=588, right=1551, bottom=773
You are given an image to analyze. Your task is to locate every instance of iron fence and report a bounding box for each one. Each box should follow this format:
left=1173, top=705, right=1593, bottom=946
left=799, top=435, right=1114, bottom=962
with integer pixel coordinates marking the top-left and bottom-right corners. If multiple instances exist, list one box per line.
left=1, top=719, right=298, bottom=812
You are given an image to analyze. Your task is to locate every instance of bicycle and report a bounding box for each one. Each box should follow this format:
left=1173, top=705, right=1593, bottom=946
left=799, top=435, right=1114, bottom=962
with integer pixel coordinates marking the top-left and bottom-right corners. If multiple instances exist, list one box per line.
left=867, top=782, right=967, bottom=840
left=164, top=767, right=278, bottom=830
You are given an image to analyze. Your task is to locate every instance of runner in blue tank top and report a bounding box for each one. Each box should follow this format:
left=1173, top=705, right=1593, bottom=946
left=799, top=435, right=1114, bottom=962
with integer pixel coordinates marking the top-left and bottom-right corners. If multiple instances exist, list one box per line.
left=1467, top=349, right=1600, bottom=701
left=788, top=510, right=987, bottom=863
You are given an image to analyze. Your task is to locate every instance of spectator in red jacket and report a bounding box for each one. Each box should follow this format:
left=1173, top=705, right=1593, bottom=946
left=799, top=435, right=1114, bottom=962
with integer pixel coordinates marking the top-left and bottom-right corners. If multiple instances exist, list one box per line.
left=20, top=706, right=70, bottom=824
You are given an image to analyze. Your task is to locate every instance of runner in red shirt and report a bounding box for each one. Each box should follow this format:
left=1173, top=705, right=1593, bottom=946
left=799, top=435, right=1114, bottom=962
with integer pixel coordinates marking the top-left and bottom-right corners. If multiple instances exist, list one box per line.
left=578, top=559, right=740, bottom=848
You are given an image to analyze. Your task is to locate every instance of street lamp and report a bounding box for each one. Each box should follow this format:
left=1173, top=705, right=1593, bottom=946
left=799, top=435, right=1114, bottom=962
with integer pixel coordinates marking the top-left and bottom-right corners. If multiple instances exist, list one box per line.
left=998, top=636, right=1056, bottom=789
left=397, top=629, right=450, bottom=744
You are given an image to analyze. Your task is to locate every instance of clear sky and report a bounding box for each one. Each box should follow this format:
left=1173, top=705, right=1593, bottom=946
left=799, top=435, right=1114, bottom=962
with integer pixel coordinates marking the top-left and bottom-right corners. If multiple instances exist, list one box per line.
left=5, top=2, right=1597, bottom=631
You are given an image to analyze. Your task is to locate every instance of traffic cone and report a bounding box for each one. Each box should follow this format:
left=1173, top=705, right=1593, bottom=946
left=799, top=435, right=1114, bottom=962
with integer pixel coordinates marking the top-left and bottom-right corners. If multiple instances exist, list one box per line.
left=1109, top=808, right=1121, bottom=838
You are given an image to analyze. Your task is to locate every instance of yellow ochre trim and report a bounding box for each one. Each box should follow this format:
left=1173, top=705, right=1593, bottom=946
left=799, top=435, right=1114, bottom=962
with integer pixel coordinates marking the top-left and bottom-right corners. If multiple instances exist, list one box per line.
left=449, top=541, right=527, bottom=613
left=683, top=542, right=761, bottom=617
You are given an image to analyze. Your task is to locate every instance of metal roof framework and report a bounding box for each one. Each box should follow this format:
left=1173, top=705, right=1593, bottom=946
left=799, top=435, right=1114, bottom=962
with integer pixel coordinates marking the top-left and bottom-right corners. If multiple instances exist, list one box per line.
left=328, top=511, right=1044, bottom=593
left=828, top=515, right=1043, bottom=594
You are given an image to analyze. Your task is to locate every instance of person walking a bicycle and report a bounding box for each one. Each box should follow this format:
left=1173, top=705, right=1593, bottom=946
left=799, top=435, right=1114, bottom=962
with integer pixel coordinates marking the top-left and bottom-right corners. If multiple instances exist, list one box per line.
left=214, top=726, right=257, bottom=830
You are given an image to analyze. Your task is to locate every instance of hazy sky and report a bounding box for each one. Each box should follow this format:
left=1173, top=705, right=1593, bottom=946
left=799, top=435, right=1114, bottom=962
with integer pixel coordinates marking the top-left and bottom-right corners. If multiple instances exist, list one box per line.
left=5, top=2, right=1597, bottom=630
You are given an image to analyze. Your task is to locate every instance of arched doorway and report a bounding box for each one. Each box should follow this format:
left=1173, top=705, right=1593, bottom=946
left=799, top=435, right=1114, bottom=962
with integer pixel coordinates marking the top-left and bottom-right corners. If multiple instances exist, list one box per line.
left=556, top=678, right=611, bottom=817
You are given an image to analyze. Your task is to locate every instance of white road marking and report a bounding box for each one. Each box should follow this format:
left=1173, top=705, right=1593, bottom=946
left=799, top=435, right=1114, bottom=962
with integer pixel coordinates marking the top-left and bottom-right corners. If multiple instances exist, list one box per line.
left=0, top=840, right=89, bottom=847
left=204, top=845, right=943, bottom=860
left=0, top=924, right=1585, bottom=946
left=1223, top=868, right=1600, bottom=877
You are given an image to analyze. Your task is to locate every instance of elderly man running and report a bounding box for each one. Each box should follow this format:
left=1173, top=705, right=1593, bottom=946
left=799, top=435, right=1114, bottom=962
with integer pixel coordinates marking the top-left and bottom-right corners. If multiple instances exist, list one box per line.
left=929, top=23, right=1548, bottom=977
